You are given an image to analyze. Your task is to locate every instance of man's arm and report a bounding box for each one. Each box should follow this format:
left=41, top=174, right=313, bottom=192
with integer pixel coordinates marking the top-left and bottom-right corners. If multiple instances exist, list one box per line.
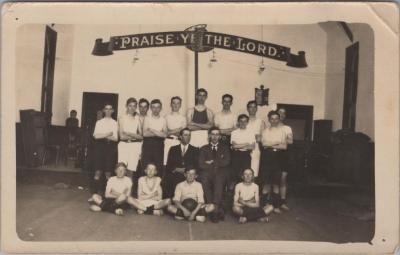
left=198, top=147, right=212, bottom=170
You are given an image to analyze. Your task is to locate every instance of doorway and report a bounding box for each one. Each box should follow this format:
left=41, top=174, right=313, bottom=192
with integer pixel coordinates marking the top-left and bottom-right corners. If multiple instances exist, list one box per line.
left=81, top=92, right=119, bottom=130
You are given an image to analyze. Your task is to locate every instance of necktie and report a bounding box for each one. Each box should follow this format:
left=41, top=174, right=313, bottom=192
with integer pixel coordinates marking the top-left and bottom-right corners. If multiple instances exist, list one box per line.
left=212, top=145, right=217, bottom=159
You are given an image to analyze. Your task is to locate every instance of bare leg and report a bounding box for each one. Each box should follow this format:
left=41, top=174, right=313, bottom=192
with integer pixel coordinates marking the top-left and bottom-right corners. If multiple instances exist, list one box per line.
left=232, top=205, right=244, bottom=216
left=263, top=204, right=274, bottom=215
left=280, top=172, right=290, bottom=210
left=204, top=204, right=215, bottom=213
left=127, top=196, right=147, bottom=211
left=154, top=198, right=171, bottom=210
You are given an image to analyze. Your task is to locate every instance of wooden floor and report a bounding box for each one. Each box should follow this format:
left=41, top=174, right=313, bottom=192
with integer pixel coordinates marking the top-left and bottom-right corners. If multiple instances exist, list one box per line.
left=16, top=169, right=375, bottom=242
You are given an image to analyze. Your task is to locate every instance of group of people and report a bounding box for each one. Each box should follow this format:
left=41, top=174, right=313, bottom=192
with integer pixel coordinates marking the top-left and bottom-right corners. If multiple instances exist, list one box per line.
left=88, top=88, right=293, bottom=224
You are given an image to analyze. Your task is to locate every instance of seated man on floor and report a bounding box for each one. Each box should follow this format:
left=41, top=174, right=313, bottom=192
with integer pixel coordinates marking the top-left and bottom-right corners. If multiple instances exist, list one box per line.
left=232, top=168, right=273, bottom=224
left=168, top=168, right=214, bottom=222
left=89, top=162, right=146, bottom=215
left=137, top=163, right=171, bottom=216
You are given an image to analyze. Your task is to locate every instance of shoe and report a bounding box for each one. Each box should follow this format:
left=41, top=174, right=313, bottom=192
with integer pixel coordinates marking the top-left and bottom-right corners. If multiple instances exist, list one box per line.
left=258, top=217, right=269, bottom=223
left=115, top=208, right=124, bottom=216
left=281, top=204, right=290, bottom=211
left=210, top=213, right=219, bottom=223
left=137, top=209, right=145, bottom=215
left=238, top=217, right=247, bottom=224
left=218, top=211, right=225, bottom=221
left=273, top=208, right=282, bottom=214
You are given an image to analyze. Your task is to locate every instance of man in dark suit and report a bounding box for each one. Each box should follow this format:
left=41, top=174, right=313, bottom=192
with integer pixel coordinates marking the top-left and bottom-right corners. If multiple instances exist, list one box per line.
left=198, top=127, right=231, bottom=223
left=163, top=128, right=199, bottom=198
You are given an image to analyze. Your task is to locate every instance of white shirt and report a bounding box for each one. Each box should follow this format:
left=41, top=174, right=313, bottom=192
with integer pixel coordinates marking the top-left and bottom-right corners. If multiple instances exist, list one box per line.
left=174, top=180, right=205, bottom=203
left=119, top=114, right=140, bottom=134
left=231, top=128, right=256, bottom=151
left=181, top=144, right=189, bottom=155
left=166, top=112, right=187, bottom=131
left=105, top=176, right=132, bottom=198
left=234, top=182, right=259, bottom=202
left=137, top=176, right=162, bottom=200
left=93, top=117, right=118, bottom=140
left=144, top=115, right=167, bottom=132
left=247, top=117, right=264, bottom=136
left=214, top=111, right=237, bottom=130
left=261, top=126, right=287, bottom=148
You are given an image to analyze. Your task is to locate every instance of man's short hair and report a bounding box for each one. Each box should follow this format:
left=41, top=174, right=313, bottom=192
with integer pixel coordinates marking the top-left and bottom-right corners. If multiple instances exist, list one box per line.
left=184, top=167, right=197, bottom=173
left=104, top=102, right=113, bottom=109
left=139, top=98, right=150, bottom=106
left=241, top=168, right=255, bottom=176
left=115, top=162, right=127, bottom=170
left=179, top=127, right=191, bottom=136
left=150, top=99, right=162, bottom=106
left=196, top=88, right=208, bottom=96
left=247, top=100, right=257, bottom=108
left=126, top=97, right=137, bottom=106
left=208, top=126, right=220, bottom=134
left=237, top=114, right=249, bottom=122
left=171, top=96, right=182, bottom=104
left=267, top=110, right=280, bottom=119
left=70, top=110, right=77, bottom=114
left=222, top=94, right=233, bottom=102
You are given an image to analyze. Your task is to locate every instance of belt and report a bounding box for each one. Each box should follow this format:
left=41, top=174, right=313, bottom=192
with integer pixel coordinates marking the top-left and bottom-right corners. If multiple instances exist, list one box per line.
left=263, top=147, right=283, bottom=152
left=120, top=140, right=141, bottom=143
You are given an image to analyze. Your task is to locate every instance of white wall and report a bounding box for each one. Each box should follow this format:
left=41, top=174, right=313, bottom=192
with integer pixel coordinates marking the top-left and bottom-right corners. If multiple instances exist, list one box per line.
left=15, top=24, right=75, bottom=125
left=322, top=22, right=374, bottom=140
left=68, top=24, right=327, bottom=120
left=15, top=25, right=46, bottom=122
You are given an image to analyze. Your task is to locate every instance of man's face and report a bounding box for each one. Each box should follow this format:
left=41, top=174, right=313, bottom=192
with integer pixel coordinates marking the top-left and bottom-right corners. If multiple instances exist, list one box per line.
left=222, top=96, right=232, bottom=111
left=171, top=99, right=181, bottom=112
left=242, top=169, right=254, bottom=183
left=115, top=166, right=126, bottom=178
left=247, top=103, right=257, bottom=116
left=71, top=112, right=77, bottom=118
left=151, top=103, right=162, bottom=116
left=238, top=117, right=249, bottom=129
left=185, top=169, right=197, bottom=183
left=127, top=102, right=137, bottom=115
left=180, top=130, right=191, bottom=145
left=103, top=105, right=114, bottom=117
left=269, top=114, right=280, bottom=127
left=278, top=109, right=286, bottom=121
left=139, top=102, right=149, bottom=116
left=209, top=129, right=221, bottom=144
left=196, top=92, right=207, bottom=105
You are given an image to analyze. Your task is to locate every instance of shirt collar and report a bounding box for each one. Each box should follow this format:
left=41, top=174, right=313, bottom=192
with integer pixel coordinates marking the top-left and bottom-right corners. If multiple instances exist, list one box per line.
left=210, top=142, right=219, bottom=148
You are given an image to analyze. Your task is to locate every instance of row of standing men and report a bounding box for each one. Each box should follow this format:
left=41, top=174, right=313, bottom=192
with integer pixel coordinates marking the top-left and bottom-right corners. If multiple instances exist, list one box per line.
left=91, top=88, right=293, bottom=221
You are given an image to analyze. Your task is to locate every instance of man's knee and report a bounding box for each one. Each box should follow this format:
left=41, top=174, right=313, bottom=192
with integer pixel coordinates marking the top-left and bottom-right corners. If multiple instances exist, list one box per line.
left=167, top=204, right=177, bottom=214
left=232, top=205, right=243, bottom=215
left=205, top=204, right=215, bottom=213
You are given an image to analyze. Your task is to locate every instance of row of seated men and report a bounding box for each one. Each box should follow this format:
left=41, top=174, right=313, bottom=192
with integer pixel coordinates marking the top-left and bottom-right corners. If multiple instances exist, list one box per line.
left=90, top=88, right=293, bottom=223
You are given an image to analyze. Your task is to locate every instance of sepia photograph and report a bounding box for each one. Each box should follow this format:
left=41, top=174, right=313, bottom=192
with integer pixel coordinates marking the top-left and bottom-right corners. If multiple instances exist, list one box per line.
left=1, top=2, right=399, bottom=254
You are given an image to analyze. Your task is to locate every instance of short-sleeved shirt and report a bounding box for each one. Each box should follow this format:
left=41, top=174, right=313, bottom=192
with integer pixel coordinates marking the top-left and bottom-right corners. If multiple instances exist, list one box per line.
left=144, top=115, right=167, bottom=132
left=281, top=124, right=293, bottom=142
left=173, top=180, right=205, bottom=204
left=214, top=111, right=237, bottom=130
left=235, top=182, right=259, bottom=202
left=231, top=128, right=256, bottom=151
left=105, top=176, right=132, bottom=198
left=138, top=176, right=162, bottom=199
left=166, top=112, right=186, bottom=131
left=93, top=117, right=118, bottom=140
left=261, top=126, right=287, bottom=148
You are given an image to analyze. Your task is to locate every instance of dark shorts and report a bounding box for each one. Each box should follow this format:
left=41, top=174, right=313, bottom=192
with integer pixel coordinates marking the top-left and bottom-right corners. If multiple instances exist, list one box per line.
left=231, top=150, right=251, bottom=181
left=99, top=198, right=129, bottom=213
left=94, top=139, right=117, bottom=173
left=176, top=199, right=206, bottom=217
left=259, top=148, right=283, bottom=185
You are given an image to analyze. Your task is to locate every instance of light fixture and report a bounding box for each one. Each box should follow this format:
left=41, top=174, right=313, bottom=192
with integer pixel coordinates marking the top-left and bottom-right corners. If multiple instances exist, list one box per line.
left=132, top=49, right=139, bottom=65
left=209, top=50, right=217, bottom=67
left=258, top=58, right=266, bottom=74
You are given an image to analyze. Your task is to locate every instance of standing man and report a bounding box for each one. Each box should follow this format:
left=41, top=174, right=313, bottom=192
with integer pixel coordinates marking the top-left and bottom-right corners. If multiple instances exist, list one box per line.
left=136, top=98, right=150, bottom=176
left=259, top=111, right=288, bottom=213
left=92, top=103, right=118, bottom=194
left=214, top=94, right=237, bottom=145
left=164, top=128, right=199, bottom=198
left=277, top=108, right=293, bottom=211
left=164, top=96, right=187, bottom=166
left=187, top=88, right=214, bottom=148
left=246, top=100, right=266, bottom=179
left=199, top=127, right=231, bottom=223
left=142, top=99, right=167, bottom=177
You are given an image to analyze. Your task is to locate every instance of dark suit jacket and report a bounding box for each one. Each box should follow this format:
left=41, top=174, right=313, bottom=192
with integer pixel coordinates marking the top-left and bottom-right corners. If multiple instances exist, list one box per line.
left=198, top=143, right=231, bottom=172
left=166, top=144, right=199, bottom=173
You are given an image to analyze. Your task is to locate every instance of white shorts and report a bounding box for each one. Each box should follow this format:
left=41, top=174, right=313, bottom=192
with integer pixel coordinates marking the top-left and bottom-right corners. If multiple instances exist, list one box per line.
left=190, top=130, right=209, bottom=148
left=163, top=136, right=180, bottom=165
left=251, top=145, right=260, bottom=177
left=118, top=141, right=142, bottom=171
